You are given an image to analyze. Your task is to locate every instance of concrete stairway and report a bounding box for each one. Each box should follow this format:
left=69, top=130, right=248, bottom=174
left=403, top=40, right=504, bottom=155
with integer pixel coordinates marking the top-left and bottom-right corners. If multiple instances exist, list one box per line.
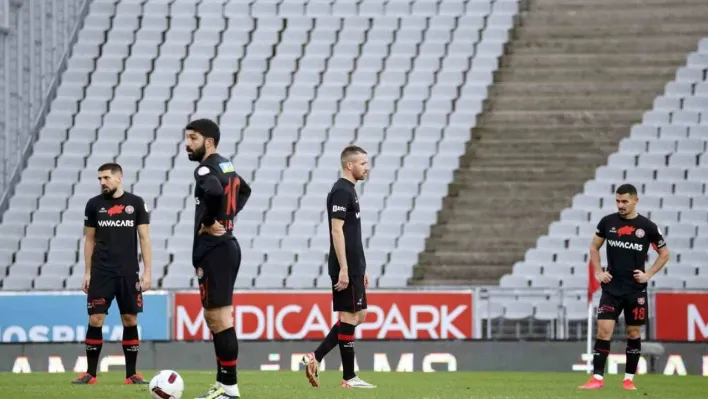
left=414, top=0, right=708, bottom=285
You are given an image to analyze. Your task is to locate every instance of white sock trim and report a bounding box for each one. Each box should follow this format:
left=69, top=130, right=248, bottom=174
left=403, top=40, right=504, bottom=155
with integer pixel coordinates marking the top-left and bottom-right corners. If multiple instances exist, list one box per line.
left=624, top=373, right=634, bottom=381
left=221, top=383, right=240, bottom=396
left=593, top=374, right=604, bottom=380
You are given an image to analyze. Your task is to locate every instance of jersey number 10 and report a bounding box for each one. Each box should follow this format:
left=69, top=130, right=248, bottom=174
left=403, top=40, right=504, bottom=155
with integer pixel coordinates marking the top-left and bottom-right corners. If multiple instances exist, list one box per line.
left=221, top=177, right=240, bottom=230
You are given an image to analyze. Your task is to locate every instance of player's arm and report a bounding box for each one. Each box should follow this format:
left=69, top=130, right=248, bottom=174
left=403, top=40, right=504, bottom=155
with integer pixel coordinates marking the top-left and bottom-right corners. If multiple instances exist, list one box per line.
left=136, top=198, right=152, bottom=284
left=195, top=166, right=224, bottom=227
left=330, top=190, right=349, bottom=274
left=83, top=200, right=97, bottom=283
left=589, top=217, right=610, bottom=282
left=644, top=224, right=669, bottom=278
left=235, top=174, right=251, bottom=214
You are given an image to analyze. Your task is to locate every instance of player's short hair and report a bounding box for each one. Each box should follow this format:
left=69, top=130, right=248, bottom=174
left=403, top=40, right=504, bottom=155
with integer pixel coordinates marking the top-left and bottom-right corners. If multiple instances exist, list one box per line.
left=340, top=145, right=367, bottom=162
left=616, top=183, right=637, bottom=197
left=97, top=163, right=123, bottom=175
left=185, top=119, right=220, bottom=146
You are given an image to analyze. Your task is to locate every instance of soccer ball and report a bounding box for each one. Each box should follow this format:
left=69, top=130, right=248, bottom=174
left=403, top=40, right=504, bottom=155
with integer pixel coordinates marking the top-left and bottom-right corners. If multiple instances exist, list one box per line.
left=149, top=370, right=184, bottom=399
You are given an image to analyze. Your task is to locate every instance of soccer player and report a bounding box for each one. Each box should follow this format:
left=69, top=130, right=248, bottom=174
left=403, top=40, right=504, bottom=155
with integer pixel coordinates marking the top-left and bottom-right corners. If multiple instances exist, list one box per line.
left=579, top=183, right=669, bottom=390
left=301, top=145, right=376, bottom=389
left=185, top=119, right=251, bottom=399
left=71, top=163, right=152, bottom=385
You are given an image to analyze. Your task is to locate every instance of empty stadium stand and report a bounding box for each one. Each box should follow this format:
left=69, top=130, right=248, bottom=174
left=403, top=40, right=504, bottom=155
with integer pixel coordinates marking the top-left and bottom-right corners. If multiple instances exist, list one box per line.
left=2, top=0, right=708, bottom=342
left=485, top=0, right=708, bottom=338
left=417, top=0, right=708, bottom=287
left=0, top=0, right=520, bottom=292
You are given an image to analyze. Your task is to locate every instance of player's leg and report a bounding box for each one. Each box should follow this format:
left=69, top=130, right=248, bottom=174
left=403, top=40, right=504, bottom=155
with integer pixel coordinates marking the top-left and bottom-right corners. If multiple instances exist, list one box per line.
left=337, top=276, right=375, bottom=389
left=579, top=291, right=621, bottom=389
left=72, top=274, right=115, bottom=384
left=621, top=292, right=648, bottom=390
left=302, top=276, right=341, bottom=387
left=116, top=273, right=147, bottom=384
left=195, top=242, right=241, bottom=399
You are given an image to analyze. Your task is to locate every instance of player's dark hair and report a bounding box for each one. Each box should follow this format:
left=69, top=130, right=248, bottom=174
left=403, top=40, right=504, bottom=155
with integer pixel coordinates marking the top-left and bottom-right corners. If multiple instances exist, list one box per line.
left=616, top=183, right=637, bottom=196
left=340, top=145, right=367, bottom=161
left=97, top=163, right=123, bottom=175
left=186, top=118, right=220, bottom=146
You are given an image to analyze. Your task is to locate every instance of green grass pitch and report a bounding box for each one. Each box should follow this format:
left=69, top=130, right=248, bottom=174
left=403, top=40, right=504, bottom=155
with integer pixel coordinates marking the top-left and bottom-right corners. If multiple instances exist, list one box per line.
left=2, top=371, right=707, bottom=398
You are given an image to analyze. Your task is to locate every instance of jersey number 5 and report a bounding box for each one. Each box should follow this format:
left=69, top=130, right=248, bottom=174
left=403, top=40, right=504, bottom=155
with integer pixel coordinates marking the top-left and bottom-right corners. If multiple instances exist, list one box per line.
left=224, top=177, right=240, bottom=216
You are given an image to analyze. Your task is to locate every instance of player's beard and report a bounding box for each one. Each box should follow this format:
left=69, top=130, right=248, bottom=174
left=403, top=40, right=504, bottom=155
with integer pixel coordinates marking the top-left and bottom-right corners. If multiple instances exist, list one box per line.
left=187, top=144, right=206, bottom=161
left=101, top=186, right=117, bottom=198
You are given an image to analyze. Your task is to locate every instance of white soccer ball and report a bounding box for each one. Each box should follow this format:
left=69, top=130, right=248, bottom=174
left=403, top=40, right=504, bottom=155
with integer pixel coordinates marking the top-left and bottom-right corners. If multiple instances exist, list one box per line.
left=149, top=370, right=184, bottom=399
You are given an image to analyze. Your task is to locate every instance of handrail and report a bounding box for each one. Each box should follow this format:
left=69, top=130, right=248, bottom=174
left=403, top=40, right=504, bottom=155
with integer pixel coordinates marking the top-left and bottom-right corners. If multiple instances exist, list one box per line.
left=0, top=0, right=90, bottom=219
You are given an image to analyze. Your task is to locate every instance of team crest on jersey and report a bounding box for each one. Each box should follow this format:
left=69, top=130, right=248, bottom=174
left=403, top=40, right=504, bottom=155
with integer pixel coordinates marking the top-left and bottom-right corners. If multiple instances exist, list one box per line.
left=125, top=205, right=134, bottom=215
left=219, top=162, right=235, bottom=173
left=196, top=268, right=203, bottom=279
left=135, top=282, right=140, bottom=291
left=637, top=297, right=645, bottom=305
left=635, top=228, right=645, bottom=238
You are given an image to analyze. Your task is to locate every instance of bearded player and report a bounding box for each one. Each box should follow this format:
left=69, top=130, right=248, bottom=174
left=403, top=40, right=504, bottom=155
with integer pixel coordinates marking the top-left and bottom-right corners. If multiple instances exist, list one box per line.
left=579, top=184, right=669, bottom=390
left=185, top=119, right=252, bottom=399
left=72, top=163, right=152, bottom=385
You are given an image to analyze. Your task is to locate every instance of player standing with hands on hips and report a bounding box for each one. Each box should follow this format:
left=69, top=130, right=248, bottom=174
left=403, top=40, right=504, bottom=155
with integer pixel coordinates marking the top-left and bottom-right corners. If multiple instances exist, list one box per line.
left=302, top=146, right=376, bottom=389
left=185, top=119, right=252, bottom=399
left=579, top=184, right=669, bottom=391
left=71, top=163, right=152, bottom=385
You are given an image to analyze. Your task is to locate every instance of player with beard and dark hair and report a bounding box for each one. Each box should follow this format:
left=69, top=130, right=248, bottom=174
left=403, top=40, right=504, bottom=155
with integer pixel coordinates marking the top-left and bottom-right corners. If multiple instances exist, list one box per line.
left=71, top=163, right=152, bottom=385
left=579, top=183, right=669, bottom=391
left=301, top=145, right=376, bottom=389
left=185, top=119, right=252, bottom=399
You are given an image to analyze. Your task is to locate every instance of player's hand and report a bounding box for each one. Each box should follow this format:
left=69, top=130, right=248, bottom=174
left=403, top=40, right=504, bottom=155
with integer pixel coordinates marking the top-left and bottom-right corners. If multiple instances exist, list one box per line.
left=633, top=270, right=650, bottom=284
left=334, top=270, right=349, bottom=291
left=364, top=274, right=370, bottom=289
left=82, top=274, right=90, bottom=294
left=141, top=274, right=152, bottom=292
left=595, top=271, right=612, bottom=284
left=199, top=221, right=226, bottom=237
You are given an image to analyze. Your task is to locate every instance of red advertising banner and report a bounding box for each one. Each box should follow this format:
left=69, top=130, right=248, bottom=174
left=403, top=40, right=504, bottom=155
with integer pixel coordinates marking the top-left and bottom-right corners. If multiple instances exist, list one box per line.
left=655, top=292, right=708, bottom=342
left=173, top=290, right=474, bottom=341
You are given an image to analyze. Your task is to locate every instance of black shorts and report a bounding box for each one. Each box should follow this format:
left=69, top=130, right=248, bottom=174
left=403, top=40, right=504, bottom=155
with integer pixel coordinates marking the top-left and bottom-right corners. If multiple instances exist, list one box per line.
left=331, top=275, right=367, bottom=313
left=195, top=240, right=241, bottom=309
left=87, top=270, right=143, bottom=316
left=597, top=290, right=649, bottom=326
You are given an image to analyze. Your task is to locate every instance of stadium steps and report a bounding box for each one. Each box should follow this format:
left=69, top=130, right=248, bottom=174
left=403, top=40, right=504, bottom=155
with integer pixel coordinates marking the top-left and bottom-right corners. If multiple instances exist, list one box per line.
left=415, top=0, right=708, bottom=285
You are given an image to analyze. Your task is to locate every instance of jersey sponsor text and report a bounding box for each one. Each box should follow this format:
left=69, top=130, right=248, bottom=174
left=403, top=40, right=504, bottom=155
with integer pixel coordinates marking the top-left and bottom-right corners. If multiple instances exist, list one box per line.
left=606, top=239, right=643, bottom=251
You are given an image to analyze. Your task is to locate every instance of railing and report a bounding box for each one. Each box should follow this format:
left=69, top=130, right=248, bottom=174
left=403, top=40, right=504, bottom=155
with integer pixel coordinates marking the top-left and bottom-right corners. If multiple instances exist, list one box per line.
left=0, top=0, right=90, bottom=218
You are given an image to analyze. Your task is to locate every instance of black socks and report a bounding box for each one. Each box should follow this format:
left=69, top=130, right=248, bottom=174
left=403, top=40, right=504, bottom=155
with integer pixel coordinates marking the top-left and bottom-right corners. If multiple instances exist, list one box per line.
left=122, top=325, right=139, bottom=378
left=626, top=338, right=641, bottom=375
left=85, top=325, right=103, bottom=377
left=213, top=327, right=239, bottom=386
left=338, top=322, right=357, bottom=381
left=593, top=339, right=611, bottom=376
left=314, top=321, right=340, bottom=363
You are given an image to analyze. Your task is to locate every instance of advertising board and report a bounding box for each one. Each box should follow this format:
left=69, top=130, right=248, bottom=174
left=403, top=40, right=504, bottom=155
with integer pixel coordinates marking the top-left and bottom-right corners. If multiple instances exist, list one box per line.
left=173, top=290, right=475, bottom=340
left=0, top=291, right=170, bottom=342
left=655, top=292, right=708, bottom=342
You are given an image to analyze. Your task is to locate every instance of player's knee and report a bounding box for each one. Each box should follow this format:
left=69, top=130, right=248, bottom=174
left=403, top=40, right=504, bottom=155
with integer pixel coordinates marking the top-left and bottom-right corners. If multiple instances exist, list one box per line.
left=339, top=311, right=358, bottom=325
left=121, top=314, right=138, bottom=327
left=356, top=310, right=368, bottom=325
left=204, top=307, right=232, bottom=332
left=626, top=326, right=642, bottom=340
left=89, top=314, right=105, bottom=327
left=596, top=321, right=614, bottom=339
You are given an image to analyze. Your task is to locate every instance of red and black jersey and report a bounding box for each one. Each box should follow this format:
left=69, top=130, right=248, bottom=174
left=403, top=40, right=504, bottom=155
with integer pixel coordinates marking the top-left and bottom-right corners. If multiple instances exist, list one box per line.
left=595, top=213, right=667, bottom=295
left=192, top=153, right=251, bottom=265
left=327, top=178, right=366, bottom=277
left=84, top=192, right=150, bottom=276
